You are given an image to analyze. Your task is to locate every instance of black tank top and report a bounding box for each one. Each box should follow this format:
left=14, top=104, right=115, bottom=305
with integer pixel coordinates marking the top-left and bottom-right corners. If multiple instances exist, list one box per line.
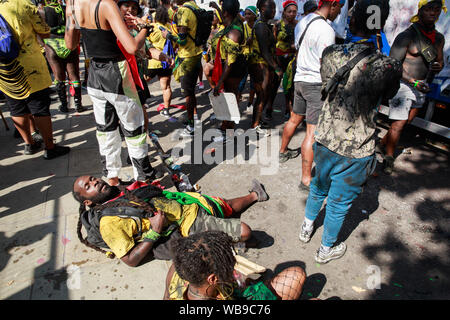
left=75, top=0, right=124, bottom=60
left=44, top=5, right=66, bottom=38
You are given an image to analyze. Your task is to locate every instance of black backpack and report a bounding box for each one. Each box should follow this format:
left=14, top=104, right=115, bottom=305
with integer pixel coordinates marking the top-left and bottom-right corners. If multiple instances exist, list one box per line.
left=81, top=205, right=152, bottom=249
left=183, top=4, right=213, bottom=47
left=79, top=185, right=179, bottom=260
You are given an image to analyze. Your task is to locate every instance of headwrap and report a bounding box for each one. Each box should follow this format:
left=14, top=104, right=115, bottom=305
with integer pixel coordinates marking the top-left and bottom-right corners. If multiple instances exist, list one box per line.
left=318, top=0, right=345, bottom=9
left=245, top=5, right=259, bottom=17
left=283, top=0, right=298, bottom=10
left=410, top=0, right=447, bottom=23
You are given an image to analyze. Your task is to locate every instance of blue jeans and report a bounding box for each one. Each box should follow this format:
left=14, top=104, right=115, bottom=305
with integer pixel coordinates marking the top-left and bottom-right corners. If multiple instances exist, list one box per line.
left=305, top=143, right=376, bottom=247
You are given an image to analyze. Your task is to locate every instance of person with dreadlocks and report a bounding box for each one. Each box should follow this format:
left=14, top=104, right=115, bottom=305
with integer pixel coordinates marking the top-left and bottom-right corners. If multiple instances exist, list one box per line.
left=203, top=0, right=247, bottom=143
left=247, top=0, right=282, bottom=138
left=298, top=0, right=402, bottom=264
left=42, top=0, right=85, bottom=113
left=164, top=231, right=306, bottom=300
left=72, top=175, right=269, bottom=267
left=378, top=0, right=445, bottom=175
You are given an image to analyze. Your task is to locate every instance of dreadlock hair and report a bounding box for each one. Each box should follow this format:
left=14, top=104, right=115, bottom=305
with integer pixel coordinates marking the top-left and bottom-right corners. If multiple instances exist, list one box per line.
left=74, top=184, right=164, bottom=258
left=170, top=231, right=236, bottom=286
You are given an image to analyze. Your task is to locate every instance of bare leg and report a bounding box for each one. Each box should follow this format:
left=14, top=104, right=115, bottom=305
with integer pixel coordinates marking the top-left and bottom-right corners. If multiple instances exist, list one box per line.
left=32, top=116, right=55, bottom=149
left=12, top=115, right=33, bottom=145
left=240, top=222, right=252, bottom=242
left=301, top=123, right=316, bottom=186
left=280, top=113, right=304, bottom=153
left=249, top=64, right=269, bottom=128
left=381, top=119, right=407, bottom=157
left=203, top=62, right=214, bottom=89
left=269, top=266, right=306, bottom=300
left=225, top=192, right=258, bottom=217
left=159, top=76, right=172, bottom=109
left=249, top=88, right=255, bottom=106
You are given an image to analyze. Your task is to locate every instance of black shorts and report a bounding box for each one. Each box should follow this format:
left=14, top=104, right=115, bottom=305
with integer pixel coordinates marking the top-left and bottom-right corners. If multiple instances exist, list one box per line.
left=5, top=88, right=51, bottom=117
left=147, top=67, right=173, bottom=79
left=179, top=56, right=202, bottom=97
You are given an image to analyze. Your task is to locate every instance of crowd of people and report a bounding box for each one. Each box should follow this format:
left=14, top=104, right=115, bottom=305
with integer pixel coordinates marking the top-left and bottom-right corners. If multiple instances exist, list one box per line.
left=0, top=0, right=446, bottom=300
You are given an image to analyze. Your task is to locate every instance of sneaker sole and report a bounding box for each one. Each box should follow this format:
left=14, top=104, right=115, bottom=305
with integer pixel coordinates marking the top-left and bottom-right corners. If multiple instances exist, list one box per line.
left=299, top=234, right=311, bottom=243
left=314, top=244, right=347, bottom=264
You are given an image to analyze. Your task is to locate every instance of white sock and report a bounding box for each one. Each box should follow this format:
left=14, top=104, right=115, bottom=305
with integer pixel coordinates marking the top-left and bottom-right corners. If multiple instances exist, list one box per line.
left=320, top=244, right=331, bottom=253
left=193, top=114, right=199, bottom=120
left=303, top=217, right=314, bottom=231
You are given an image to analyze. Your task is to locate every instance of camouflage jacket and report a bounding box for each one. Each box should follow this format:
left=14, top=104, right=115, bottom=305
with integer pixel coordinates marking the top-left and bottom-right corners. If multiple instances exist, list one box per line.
left=315, top=43, right=402, bottom=158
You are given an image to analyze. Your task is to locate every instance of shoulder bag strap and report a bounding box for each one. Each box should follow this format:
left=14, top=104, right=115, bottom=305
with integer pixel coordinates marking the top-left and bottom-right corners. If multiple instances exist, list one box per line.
left=321, top=46, right=374, bottom=101
left=295, top=16, right=325, bottom=61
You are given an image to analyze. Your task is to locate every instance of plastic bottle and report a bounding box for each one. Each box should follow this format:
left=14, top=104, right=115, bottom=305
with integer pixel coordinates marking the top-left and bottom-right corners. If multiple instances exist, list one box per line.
left=178, top=173, right=193, bottom=192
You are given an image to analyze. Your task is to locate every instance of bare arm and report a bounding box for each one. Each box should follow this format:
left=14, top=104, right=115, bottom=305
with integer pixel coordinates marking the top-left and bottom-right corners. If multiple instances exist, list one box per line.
left=120, top=241, right=155, bottom=267
left=389, top=30, right=413, bottom=82
left=102, top=0, right=148, bottom=55
left=254, top=23, right=281, bottom=75
left=163, top=263, right=176, bottom=300
left=65, top=3, right=80, bottom=50
left=120, top=210, right=167, bottom=267
left=431, top=33, right=445, bottom=73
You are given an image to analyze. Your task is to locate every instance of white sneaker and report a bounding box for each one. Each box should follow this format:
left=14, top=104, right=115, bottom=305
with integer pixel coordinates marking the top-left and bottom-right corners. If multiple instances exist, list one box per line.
left=213, top=131, right=231, bottom=144
left=160, top=109, right=170, bottom=117
left=252, top=125, right=270, bottom=137
left=180, top=125, right=194, bottom=137
left=314, top=242, right=347, bottom=264
left=299, top=222, right=313, bottom=243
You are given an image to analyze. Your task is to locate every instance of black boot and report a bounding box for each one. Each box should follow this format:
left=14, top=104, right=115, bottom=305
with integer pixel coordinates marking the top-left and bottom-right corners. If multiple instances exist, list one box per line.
left=74, top=85, right=85, bottom=112
left=56, top=81, right=69, bottom=113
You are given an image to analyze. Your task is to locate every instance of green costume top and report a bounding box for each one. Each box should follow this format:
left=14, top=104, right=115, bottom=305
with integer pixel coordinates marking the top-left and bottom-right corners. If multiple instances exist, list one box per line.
left=208, top=17, right=244, bottom=65
left=43, top=0, right=72, bottom=59
left=275, top=20, right=296, bottom=55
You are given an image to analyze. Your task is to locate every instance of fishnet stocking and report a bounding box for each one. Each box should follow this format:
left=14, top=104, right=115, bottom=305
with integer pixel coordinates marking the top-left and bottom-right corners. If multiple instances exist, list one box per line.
left=269, top=266, right=306, bottom=300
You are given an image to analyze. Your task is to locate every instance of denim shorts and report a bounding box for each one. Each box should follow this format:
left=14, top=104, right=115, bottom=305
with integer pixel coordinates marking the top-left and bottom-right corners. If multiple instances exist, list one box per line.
left=292, top=81, right=324, bottom=124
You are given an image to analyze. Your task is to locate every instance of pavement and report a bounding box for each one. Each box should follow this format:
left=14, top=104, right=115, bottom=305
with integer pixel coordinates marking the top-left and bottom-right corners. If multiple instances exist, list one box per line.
left=0, top=74, right=449, bottom=300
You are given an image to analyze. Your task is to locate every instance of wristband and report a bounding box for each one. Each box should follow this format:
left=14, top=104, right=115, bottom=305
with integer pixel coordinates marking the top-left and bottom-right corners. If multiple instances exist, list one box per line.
left=413, top=80, right=419, bottom=88
left=143, top=228, right=161, bottom=242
